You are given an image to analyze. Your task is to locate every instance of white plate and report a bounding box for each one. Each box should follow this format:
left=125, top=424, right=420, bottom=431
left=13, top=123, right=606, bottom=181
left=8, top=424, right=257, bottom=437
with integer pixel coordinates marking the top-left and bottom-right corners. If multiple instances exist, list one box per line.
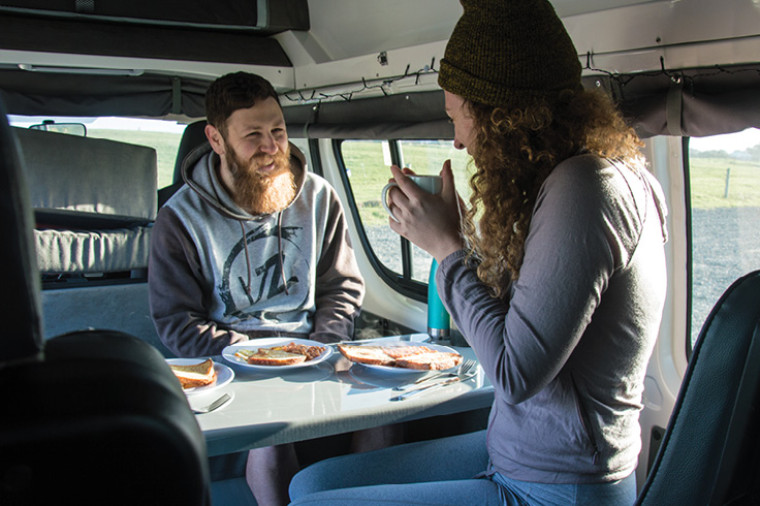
left=166, top=359, right=235, bottom=395
left=339, top=341, right=461, bottom=374
left=222, top=337, right=333, bottom=371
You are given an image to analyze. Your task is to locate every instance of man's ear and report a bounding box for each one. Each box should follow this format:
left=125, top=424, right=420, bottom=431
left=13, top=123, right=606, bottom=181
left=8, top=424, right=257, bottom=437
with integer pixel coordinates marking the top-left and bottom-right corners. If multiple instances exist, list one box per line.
left=205, top=124, right=225, bottom=155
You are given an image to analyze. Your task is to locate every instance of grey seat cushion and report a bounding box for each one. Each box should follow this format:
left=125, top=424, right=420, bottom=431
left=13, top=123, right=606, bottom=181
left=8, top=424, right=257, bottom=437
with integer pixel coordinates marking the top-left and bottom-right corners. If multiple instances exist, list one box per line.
left=35, top=226, right=152, bottom=274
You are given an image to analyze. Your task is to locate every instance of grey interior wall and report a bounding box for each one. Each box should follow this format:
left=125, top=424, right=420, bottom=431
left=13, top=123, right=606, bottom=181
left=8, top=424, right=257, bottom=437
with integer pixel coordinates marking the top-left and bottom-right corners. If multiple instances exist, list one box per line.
left=41, top=283, right=174, bottom=358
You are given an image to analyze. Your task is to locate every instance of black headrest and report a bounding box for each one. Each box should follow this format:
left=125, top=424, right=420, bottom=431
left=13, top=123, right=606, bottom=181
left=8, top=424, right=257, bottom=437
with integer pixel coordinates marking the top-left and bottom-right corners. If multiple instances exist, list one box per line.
left=172, top=120, right=208, bottom=184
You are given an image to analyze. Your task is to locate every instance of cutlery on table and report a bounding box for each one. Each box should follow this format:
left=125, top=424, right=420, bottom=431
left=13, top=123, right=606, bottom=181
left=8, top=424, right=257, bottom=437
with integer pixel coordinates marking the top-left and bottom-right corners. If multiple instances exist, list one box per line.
left=393, top=359, right=477, bottom=392
left=191, top=393, right=232, bottom=414
left=389, top=361, right=479, bottom=401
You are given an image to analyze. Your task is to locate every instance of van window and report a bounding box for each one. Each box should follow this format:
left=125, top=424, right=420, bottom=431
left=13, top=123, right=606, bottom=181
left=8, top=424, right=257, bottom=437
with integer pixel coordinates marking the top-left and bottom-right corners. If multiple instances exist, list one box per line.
left=687, top=128, right=760, bottom=349
left=340, top=139, right=472, bottom=291
left=9, top=115, right=185, bottom=189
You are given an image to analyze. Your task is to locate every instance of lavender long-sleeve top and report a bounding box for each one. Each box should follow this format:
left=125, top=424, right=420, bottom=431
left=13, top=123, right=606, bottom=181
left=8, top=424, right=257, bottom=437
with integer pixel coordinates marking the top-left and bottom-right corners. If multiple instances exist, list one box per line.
left=438, top=154, right=668, bottom=483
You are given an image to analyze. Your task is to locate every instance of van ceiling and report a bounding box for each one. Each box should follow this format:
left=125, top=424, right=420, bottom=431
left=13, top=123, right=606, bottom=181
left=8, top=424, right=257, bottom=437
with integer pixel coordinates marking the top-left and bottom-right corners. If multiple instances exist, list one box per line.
left=0, top=0, right=308, bottom=66
left=0, top=0, right=607, bottom=121
left=302, top=0, right=660, bottom=62
left=0, top=0, right=309, bottom=33
left=0, top=0, right=658, bottom=66
left=1, top=0, right=759, bottom=140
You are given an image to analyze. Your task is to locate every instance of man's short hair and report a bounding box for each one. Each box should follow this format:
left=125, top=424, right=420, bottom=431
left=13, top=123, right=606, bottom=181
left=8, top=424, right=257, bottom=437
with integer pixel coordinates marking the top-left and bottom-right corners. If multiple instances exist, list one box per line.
left=205, top=72, right=281, bottom=134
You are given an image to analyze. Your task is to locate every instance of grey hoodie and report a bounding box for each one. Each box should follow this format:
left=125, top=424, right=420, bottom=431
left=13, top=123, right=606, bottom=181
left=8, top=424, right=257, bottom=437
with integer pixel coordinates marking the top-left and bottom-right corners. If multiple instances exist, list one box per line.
left=438, top=154, right=668, bottom=484
left=148, top=143, right=365, bottom=357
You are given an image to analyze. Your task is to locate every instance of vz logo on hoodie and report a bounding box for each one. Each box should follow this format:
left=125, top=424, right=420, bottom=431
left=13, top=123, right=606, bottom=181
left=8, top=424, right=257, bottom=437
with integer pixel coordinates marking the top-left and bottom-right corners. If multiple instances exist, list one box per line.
left=218, top=221, right=308, bottom=321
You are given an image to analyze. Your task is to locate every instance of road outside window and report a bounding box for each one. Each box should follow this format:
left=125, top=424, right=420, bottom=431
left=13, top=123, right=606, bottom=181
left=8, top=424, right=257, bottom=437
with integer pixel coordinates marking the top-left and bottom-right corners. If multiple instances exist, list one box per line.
left=688, top=128, right=760, bottom=348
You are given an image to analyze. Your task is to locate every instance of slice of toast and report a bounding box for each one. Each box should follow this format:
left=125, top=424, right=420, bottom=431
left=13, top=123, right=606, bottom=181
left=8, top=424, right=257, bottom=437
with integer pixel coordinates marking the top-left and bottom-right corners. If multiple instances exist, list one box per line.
left=382, top=345, right=436, bottom=359
left=169, top=358, right=218, bottom=389
left=337, top=345, right=395, bottom=366
left=394, top=351, right=462, bottom=370
left=246, top=348, right=308, bottom=366
left=338, top=344, right=462, bottom=370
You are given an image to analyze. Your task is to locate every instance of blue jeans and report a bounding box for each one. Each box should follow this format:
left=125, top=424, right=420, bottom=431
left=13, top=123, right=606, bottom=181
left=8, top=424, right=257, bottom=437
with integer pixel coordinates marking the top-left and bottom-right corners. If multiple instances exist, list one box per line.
left=288, top=430, right=637, bottom=506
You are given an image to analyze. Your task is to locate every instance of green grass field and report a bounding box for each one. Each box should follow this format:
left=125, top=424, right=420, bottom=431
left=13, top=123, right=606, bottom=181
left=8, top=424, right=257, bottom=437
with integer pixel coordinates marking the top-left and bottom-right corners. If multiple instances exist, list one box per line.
left=689, top=157, right=760, bottom=208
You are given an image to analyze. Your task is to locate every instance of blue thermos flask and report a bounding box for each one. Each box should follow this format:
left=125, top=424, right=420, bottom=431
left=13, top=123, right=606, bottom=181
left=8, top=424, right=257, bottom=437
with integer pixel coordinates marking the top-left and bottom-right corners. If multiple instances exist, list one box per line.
left=427, top=258, right=450, bottom=340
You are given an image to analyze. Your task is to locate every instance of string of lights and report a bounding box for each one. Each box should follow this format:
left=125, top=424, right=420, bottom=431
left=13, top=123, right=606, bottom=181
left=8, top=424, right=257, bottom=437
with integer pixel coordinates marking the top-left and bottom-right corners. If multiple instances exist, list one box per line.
left=281, top=50, right=760, bottom=107
left=281, top=58, right=440, bottom=105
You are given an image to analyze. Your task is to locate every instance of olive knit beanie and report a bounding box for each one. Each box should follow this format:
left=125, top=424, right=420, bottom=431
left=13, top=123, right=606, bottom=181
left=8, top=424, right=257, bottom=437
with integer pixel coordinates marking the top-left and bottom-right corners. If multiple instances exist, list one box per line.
left=438, top=0, right=582, bottom=108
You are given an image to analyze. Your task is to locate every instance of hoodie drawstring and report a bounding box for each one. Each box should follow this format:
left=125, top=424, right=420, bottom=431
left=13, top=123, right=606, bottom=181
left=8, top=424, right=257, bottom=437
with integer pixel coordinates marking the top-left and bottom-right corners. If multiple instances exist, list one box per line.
left=239, top=221, right=252, bottom=296
left=278, top=211, right=289, bottom=295
left=239, top=212, right=289, bottom=297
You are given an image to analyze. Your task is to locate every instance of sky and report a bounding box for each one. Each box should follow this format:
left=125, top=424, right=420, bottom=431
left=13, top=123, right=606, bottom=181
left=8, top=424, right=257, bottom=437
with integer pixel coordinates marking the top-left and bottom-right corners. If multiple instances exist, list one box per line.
left=9, top=115, right=186, bottom=133
left=689, top=127, right=760, bottom=153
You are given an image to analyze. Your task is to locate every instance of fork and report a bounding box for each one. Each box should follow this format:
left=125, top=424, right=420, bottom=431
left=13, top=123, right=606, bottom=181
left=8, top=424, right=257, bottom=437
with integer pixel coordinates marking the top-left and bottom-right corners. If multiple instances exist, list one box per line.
left=393, top=359, right=477, bottom=392
left=191, top=393, right=232, bottom=414
left=390, top=360, right=478, bottom=401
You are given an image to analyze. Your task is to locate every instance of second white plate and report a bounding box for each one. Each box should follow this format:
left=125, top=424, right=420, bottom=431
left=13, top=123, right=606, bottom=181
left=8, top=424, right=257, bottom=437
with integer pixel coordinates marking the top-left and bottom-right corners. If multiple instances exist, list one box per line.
left=341, top=341, right=461, bottom=374
left=222, top=337, right=333, bottom=371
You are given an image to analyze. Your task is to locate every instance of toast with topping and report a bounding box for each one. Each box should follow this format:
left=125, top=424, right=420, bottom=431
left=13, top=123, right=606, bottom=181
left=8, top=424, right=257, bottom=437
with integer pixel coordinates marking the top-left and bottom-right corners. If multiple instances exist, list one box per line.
left=271, top=342, right=326, bottom=360
left=239, top=347, right=308, bottom=366
left=337, top=345, right=395, bottom=366
left=338, top=344, right=462, bottom=370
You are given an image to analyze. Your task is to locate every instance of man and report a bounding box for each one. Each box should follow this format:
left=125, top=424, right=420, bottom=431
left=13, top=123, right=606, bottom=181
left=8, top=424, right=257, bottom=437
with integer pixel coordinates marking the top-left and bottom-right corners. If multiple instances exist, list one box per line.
left=148, top=71, right=366, bottom=505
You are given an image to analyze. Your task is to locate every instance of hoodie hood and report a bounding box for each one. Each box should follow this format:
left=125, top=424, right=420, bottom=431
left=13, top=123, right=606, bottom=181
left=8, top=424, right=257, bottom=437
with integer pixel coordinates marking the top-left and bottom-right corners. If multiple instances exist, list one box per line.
left=180, top=140, right=308, bottom=222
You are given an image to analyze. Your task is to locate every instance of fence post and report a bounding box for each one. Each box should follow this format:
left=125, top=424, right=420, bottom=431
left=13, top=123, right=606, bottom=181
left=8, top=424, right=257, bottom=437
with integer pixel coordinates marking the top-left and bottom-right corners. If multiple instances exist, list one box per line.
left=724, top=167, right=731, bottom=198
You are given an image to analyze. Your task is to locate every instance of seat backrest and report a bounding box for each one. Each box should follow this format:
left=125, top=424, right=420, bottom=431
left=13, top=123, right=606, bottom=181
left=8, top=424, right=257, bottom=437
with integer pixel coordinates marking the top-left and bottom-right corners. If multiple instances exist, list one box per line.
left=15, top=126, right=157, bottom=275
left=636, top=270, right=760, bottom=505
left=12, top=126, right=173, bottom=356
left=0, top=102, right=43, bottom=362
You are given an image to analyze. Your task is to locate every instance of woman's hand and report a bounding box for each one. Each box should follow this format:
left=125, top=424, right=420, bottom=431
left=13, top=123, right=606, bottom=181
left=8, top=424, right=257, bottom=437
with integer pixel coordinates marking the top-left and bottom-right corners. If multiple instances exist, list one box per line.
left=386, top=160, right=465, bottom=262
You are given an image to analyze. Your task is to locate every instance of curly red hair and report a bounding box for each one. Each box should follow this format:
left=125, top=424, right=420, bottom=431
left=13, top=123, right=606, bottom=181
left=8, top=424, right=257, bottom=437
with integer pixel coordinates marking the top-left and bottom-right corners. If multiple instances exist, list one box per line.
left=460, top=89, right=644, bottom=299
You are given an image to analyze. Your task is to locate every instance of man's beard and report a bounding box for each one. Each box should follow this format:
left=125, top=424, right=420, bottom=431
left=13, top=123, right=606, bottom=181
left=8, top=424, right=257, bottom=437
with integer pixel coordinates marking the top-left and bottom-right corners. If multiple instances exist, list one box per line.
left=224, top=142, right=296, bottom=215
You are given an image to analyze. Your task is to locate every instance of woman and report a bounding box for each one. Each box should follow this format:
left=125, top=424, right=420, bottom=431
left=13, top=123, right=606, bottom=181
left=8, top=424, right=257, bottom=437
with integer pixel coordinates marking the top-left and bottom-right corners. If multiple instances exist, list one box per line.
left=289, top=0, right=668, bottom=504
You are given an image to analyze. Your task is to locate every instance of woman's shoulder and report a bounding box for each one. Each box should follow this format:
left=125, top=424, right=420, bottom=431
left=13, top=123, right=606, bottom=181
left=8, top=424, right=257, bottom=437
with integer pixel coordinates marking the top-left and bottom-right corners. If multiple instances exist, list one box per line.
left=546, top=154, right=642, bottom=196
left=540, top=154, right=608, bottom=199
left=551, top=153, right=612, bottom=179
left=533, top=155, right=651, bottom=266
left=538, top=154, right=648, bottom=228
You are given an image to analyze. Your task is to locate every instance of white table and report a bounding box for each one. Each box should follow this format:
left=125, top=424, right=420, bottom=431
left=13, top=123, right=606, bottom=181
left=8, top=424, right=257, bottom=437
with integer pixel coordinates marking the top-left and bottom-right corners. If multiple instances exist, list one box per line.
left=188, top=336, right=494, bottom=457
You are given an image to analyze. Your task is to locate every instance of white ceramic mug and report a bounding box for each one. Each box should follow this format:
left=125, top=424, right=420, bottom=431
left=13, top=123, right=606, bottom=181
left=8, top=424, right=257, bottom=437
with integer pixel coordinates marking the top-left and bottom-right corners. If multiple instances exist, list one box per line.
left=381, top=174, right=443, bottom=222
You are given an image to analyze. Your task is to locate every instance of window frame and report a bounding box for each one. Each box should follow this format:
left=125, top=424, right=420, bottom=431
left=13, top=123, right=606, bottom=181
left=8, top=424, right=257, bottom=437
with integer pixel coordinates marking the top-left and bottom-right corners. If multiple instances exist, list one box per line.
left=683, top=136, right=696, bottom=360
left=683, top=130, right=760, bottom=359
left=333, top=138, right=427, bottom=302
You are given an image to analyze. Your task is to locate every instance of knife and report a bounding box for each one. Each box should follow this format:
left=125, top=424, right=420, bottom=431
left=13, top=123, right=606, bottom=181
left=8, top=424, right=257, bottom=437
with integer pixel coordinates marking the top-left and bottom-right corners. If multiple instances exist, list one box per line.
left=389, top=373, right=474, bottom=401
